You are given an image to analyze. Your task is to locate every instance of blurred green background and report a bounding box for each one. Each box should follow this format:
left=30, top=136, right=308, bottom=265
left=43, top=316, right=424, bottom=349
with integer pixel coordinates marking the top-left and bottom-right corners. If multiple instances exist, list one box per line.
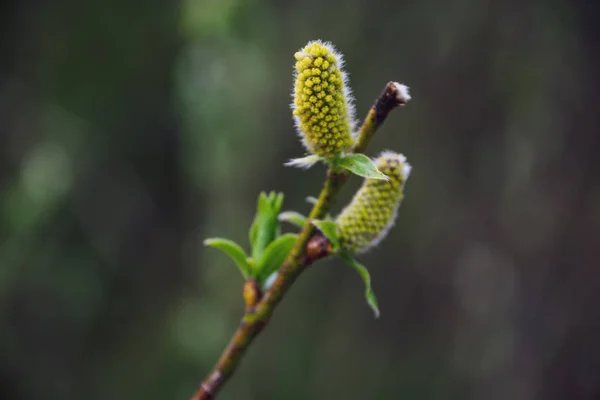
left=1, top=0, right=599, bottom=399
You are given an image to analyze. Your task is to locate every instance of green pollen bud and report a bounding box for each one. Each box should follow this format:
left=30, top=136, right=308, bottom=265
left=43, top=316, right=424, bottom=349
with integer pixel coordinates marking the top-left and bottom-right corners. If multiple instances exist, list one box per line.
left=336, top=151, right=411, bottom=254
left=292, top=40, right=356, bottom=158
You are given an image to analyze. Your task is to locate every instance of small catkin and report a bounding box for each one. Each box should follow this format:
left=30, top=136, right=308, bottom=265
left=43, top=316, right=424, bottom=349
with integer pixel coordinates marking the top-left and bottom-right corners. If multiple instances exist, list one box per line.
left=336, top=151, right=411, bottom=254
left=292, top=40, right=355, bottom=158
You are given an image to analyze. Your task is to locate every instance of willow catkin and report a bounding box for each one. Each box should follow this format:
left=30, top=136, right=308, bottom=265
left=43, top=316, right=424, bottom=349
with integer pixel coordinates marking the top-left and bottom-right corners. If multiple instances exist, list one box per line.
left=336, top=151, right=411, bottom=253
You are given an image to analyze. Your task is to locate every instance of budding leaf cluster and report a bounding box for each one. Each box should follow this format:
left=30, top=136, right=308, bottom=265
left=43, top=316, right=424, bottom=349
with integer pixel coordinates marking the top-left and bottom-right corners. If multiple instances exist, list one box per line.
left=205, top=192, right=297, bottom=292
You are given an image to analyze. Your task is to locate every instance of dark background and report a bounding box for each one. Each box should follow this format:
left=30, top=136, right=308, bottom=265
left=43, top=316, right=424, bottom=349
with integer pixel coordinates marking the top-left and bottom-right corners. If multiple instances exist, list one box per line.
left=1, top=0, right=599, bottom=399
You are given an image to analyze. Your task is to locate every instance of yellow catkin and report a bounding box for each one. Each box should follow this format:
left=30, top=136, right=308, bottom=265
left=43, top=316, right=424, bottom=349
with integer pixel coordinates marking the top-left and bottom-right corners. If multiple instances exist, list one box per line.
left=336, top=151, right=411, bottom=253
left=292, top=41, right=355, bottom=158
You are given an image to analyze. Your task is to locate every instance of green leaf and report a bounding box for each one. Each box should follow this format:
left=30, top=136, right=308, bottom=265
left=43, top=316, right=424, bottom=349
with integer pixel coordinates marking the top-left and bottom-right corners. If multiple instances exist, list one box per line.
left=312, top=220, right=340, bottom=251
left=249, top=192, right=268, bottom=247
left=249, top=192, right=285, bottom=262
left=204, top=238, right=251, bottom=279
left=278, top=211, right=307, bottom=228
left=247, top=257, right=257, bottom=272
left=273, top=192, right=284, bottom=237
left=338, top=252, right=380, bottom=318
left=255, top=233, right=298, bottom=283
left=335, top=153, right=389, bottom=180
left=284, top=155, right=321, bottom=169
left=273, top=192, right=285, bottom=211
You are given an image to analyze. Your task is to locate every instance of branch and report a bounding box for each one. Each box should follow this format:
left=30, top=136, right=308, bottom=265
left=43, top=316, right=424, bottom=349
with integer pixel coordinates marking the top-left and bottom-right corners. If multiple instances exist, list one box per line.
left=191, top=81, right=409, bottom=400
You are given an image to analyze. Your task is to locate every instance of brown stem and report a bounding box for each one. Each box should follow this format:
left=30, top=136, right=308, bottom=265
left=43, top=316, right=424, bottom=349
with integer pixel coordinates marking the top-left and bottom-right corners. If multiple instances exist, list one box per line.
left=191, top=81, right=408, bottom=400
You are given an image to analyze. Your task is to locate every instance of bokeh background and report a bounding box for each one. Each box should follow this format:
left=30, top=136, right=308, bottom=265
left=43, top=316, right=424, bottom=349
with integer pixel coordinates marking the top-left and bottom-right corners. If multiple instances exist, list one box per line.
left=1, top=0, right=599, bottom=399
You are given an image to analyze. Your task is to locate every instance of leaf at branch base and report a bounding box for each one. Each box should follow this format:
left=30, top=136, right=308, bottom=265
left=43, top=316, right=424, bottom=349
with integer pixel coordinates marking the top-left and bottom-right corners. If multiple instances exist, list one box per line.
left=249, top=192, right=285, bottom=262
left=278, top=211, right=307, bottom=228
left=338, top=252, right=380, bottom=318
left=271, top=192, right=284, bottom=237
left=204, top=238, right=251, bottom=279
left=312, top=220, right=340, bottom=251
left=249, top=192, right=267, bottom=248
left=255, top=233, right=298, bottom=283
left=335, top=153, right=389, bottom=180
left=273, top=192, right=285, bottom=213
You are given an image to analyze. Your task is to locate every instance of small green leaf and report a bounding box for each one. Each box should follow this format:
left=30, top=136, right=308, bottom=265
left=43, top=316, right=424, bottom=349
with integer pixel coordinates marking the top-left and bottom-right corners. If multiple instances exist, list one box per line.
left=249, top=192, right=268, bottom=247
left=247, top=257, right=257, bottom=272
left=204, top=238, right=251, bottom=279
left=259, top=192, right=270, bottom=212
left=255, top=233, right=298, bottom=283
left=338, top=252, right=380, bottom=318
left=273, top=193, right=285, bottom=237
left=249, top=192, right=285, bottom=262
left=278, top=211, right=307, bottom=228
left=335, top=154, right=389, bottom=180
left=284, top=155, right=321, bottom=169
left=312, top=220, right=340, bottom=251
left=273, top=192, right=285, bottom=211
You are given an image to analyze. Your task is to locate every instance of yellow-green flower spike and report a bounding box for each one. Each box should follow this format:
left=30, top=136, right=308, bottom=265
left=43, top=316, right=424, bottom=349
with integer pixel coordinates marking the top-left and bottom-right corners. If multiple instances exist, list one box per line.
left=292, top=40, right=356, bottom=158
left=335, top=151, right=411, bottom=254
